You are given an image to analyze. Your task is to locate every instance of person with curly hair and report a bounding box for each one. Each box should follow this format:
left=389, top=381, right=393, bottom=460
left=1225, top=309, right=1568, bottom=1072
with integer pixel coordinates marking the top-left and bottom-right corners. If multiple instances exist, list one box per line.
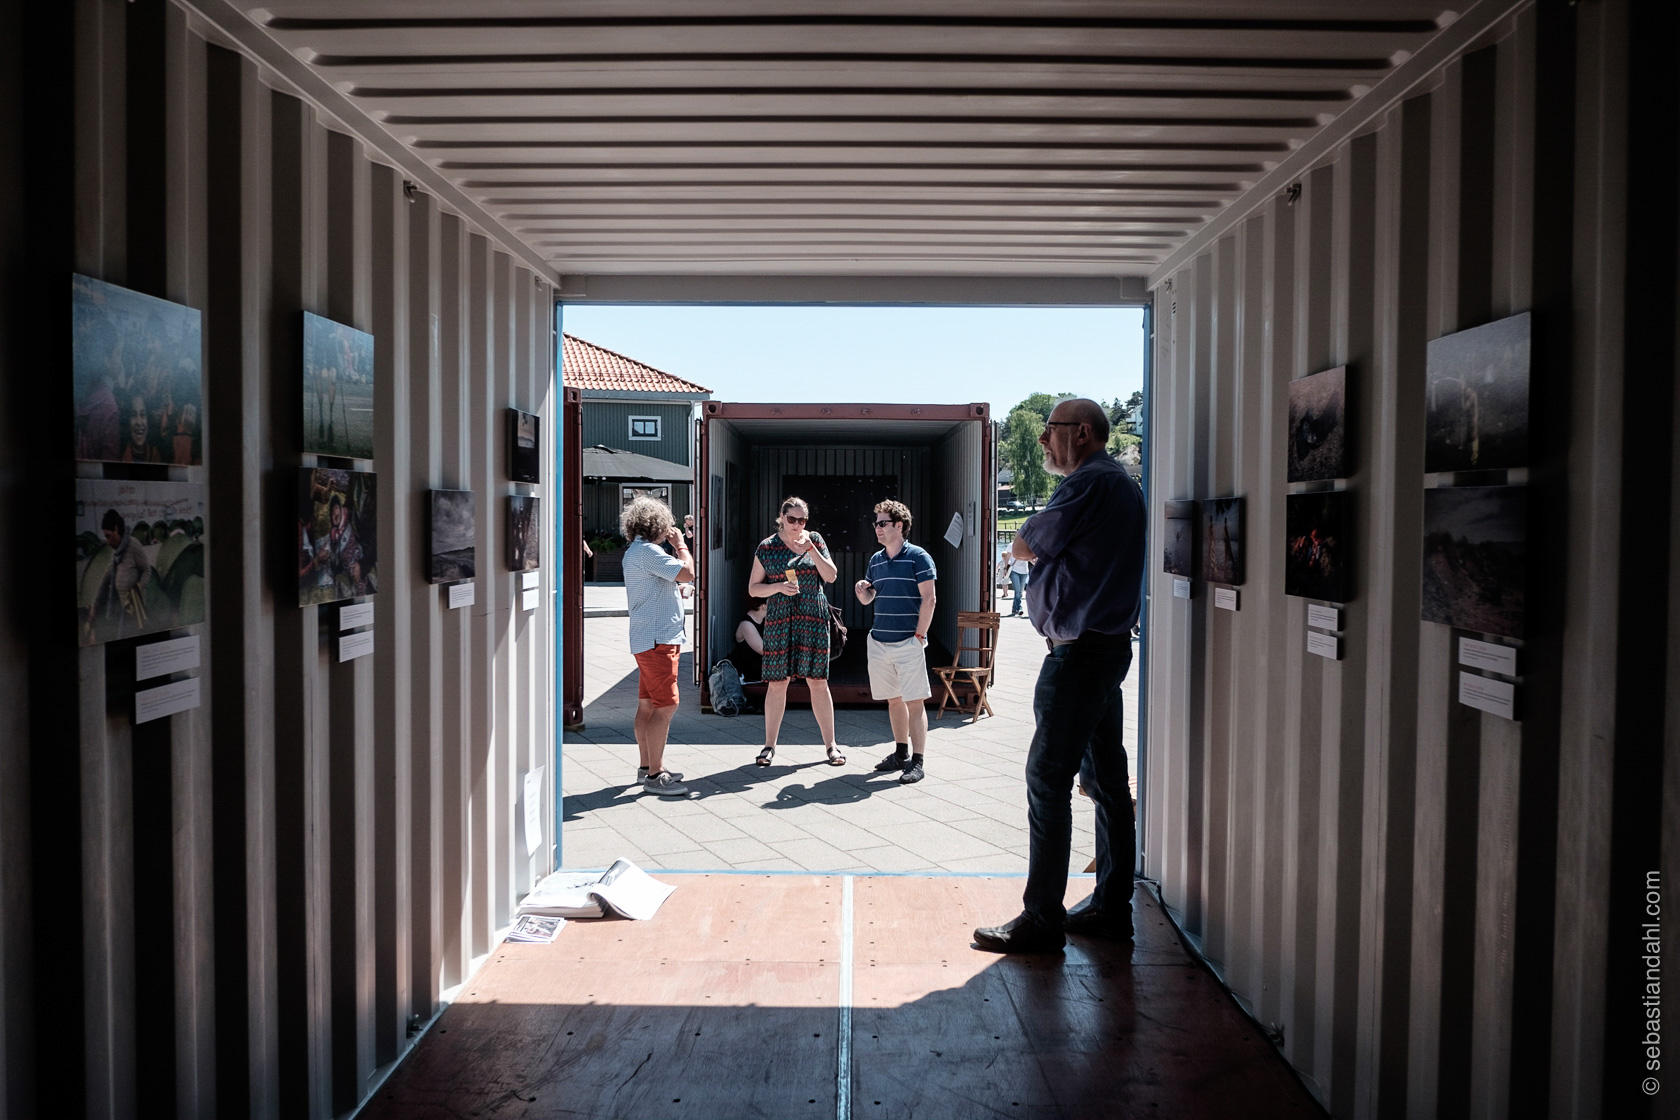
left=620, top=494, right=695, bottom=797
left=748, top=496, right=845, bottom=766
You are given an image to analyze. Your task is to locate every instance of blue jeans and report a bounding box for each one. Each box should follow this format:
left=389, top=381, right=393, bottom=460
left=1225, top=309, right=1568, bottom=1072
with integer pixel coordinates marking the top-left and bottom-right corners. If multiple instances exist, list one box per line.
left=1022, top=632, right=1134, bottom=928
left=1009, top=570, right=1028, bottom=609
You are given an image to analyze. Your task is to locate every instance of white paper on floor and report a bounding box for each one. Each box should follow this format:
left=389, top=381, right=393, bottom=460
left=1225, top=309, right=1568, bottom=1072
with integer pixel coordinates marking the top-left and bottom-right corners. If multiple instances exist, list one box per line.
left=517, top=858, right=676, bottom=920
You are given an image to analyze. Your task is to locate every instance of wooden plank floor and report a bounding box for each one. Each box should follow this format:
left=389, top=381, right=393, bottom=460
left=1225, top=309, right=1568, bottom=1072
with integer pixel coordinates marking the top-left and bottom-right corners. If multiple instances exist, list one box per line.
left=360, top=874, right=1324, bottom=1120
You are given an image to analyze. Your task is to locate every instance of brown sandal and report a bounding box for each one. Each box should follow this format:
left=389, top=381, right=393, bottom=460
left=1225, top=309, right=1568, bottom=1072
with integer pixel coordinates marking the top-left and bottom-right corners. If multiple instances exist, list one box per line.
left=826, top=745, right=847, bottom=766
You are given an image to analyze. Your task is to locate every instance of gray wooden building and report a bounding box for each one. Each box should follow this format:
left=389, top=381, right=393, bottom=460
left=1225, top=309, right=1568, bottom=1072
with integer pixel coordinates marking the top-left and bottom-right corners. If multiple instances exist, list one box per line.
left=561, top=333, right=711, bottom=538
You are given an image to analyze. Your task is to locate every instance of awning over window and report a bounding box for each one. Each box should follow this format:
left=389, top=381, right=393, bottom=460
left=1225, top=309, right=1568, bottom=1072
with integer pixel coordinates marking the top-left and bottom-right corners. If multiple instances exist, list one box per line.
left=581, top=445, right=692, bottom=483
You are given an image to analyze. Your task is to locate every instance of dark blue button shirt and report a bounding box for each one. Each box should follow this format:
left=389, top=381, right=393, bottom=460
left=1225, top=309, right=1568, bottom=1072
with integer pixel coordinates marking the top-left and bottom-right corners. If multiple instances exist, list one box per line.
left=1018, top=454, right=1146, bottom=641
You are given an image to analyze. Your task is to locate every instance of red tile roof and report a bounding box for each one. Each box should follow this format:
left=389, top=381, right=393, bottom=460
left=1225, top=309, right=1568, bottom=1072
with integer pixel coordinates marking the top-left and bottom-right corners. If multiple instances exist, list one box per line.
left=561, top=334, right=712, bottom=395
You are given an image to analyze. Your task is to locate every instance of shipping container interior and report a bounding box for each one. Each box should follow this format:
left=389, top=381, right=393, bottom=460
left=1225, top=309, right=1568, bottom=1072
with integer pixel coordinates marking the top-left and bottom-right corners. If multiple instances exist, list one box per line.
left=700, top=404, right=992, bottom=703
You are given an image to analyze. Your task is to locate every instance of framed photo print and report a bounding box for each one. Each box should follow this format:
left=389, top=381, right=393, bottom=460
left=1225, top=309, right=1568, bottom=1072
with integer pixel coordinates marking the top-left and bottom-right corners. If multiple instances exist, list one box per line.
left=1425, top=312, right=1530, bottom=473
left=509, top=408, right=540, bottom=483
left=1284, top=491, right=1351, bottom=603
left=429, top=489, right=476, bottom=584
left=73, top=275, right=204, bottom=466
left=1163, top=499, right=1196, bottom=578
left=302, top=311, right=376, bottom=460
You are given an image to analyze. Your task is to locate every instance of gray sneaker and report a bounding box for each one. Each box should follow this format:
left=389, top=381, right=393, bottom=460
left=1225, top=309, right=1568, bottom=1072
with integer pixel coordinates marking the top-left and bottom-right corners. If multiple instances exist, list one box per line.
left=642, top=770, right=690, bottom=798
left=637, top=766, right=684, bottom=784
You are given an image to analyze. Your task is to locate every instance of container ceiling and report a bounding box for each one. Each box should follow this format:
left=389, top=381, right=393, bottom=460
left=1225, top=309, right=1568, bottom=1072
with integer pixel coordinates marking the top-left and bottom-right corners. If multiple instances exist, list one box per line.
left=206, top=1, right=1466, bottom=287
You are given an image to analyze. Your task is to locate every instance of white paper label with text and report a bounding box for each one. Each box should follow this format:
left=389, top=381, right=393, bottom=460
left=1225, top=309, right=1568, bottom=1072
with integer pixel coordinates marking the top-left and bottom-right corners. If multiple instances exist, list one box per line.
left=1307, top=631, right=1341, bottom=660
left=135, top=677, right=200, bottom=724
left=448, top=582, right=475, bottom=609
left=1458, top=638, right=1518, bottom=677
left=1459, top=673, right=1516, bottom=720
left=1307, top=604, right=1340, bottom=632
left=522, top=571, right=540, bottom=589
left=339, top=602, right=374, bottom=632
left=136, top=635, right=200, bottom=681
left=522, top=588, right=540, bottom=612
left=1172, top=578, right=1191, bottom=599
left=1214, top=588, right=1239, bottom=611
left=523, top=767, right=545, bottom=858
left=338, top=629, right=374, bottom=662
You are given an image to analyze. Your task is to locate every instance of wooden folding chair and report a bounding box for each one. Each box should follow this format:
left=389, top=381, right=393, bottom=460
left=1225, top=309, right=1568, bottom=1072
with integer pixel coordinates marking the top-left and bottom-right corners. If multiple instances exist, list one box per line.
left=933, top=610, right=1000, bottom=722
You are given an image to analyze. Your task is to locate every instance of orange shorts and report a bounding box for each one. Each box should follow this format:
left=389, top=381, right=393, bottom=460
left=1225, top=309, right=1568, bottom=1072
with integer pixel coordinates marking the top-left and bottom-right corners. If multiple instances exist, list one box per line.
left=634, top=644, right=681, bottom=708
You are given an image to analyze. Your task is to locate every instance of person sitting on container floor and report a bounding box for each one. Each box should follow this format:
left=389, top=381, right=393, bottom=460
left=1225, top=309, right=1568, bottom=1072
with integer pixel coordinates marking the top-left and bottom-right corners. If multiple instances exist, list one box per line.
left=620, top=495, right=694, bottom=797
left=732, top=596, right=769, bottom=684
left=855, top=499, right=936, bottom=784
left=974, top=397, right=1146, bottom=953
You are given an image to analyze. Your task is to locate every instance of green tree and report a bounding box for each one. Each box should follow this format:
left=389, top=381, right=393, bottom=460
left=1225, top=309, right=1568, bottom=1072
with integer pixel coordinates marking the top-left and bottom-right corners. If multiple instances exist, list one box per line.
left=1003, top=406, right=1050, bottom=508
left=1000, top=391, right=1070, bottom=442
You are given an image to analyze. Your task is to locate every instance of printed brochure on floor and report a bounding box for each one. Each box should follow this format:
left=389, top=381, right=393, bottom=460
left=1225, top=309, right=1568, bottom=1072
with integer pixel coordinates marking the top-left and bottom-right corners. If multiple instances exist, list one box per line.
left=516, top=858, right=676, bottom=920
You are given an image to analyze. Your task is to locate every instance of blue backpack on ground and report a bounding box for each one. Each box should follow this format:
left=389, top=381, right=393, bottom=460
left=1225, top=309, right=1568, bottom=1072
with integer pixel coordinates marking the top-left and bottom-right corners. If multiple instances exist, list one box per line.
left=708, top=658, right=747, bottom=716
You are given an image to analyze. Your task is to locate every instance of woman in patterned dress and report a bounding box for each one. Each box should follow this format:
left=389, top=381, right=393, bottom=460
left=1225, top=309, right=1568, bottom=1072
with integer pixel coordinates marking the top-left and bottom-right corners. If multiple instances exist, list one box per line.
left=748, top=496, right=846, bottom=766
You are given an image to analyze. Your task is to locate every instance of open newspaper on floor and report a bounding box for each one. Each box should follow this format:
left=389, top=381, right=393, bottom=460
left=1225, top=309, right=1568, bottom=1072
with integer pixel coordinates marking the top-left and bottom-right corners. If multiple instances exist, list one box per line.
left=504, top=914, right=565, bottom=943
left=517, top=858, right=676, bottom=920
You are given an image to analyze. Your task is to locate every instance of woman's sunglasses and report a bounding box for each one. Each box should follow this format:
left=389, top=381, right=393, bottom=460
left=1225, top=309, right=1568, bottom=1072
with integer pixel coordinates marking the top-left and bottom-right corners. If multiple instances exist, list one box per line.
left=782, top=514, right=807, bottom=524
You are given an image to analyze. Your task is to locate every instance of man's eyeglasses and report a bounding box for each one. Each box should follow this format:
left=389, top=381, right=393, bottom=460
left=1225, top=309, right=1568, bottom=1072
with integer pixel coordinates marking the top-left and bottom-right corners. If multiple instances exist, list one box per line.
left=1042, top=420, right=1084, bottom=428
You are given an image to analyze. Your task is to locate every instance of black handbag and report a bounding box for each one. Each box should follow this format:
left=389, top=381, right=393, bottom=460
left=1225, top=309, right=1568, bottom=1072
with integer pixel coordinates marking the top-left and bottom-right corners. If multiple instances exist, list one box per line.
left=827, top=603, right=848, bottom=662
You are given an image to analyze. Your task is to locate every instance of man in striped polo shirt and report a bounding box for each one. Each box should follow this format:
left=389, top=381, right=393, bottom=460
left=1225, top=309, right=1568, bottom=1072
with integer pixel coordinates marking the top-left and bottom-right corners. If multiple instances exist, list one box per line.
left=854, top=499, right=937, bottom=783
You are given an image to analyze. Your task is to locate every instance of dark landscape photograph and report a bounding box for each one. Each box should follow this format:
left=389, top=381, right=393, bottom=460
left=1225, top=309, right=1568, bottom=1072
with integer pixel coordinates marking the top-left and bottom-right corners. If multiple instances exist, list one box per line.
left=1284, top=491, right=1351, bottom=602
left=1203, top=496, right=1244, bottom=585
left=1425, top=312, right=1530, bottom=473
left=1163, top=500, right=1196, bottom=577
left=429, top=489, right=476, bottom=584
left=1287, top=365, right=1348, bottom=482
left=1421, top=485, right=1526, bottom=638
left=302, top=311, right=376, bottom=460
left=509, top=495, right=542, bottom=572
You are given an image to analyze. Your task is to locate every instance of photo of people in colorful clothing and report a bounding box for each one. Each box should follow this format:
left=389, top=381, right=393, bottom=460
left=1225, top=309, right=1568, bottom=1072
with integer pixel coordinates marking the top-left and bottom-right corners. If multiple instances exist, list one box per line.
left=298, top=467, right=378, bottom=606
left=75, top=480, right=206, bottom=646
left=72, top=274, right=203, bottom=466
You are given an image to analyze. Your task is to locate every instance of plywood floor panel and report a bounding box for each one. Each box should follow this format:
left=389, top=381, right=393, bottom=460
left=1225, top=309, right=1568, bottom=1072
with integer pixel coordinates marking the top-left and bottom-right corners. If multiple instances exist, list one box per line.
left=365, top=874, right=1325, bottom=1120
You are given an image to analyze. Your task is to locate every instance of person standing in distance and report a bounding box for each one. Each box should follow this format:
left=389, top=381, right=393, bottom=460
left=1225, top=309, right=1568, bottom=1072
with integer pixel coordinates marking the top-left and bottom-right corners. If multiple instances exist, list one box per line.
left=854, top=500, right=937, bottom=783
left=974, top=398, right=1146, bottom=952
left=620, top=495, right=694, bottom=797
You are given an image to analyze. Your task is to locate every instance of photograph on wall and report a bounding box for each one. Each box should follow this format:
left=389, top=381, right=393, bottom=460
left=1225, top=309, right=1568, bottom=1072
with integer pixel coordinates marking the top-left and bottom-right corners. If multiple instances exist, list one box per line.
left=1284, top=491, right=1351, bottom=602
left=302, top=311, right=376, bottom=460
left=509, top=408, right=540, bottom=483
left=509, top=495, right=542, bottom=572
left=73, top=274, right=204, bottom=466
left=298, top=467, right=378, bottom=606
left=1421, top=485, right=1526, bottom=638
left=429, top=489, right=476, bottom=584
left=1425, top=312, right=1530, bottom=473
left=1286, top=365, right=1348, bottom=482
left=1162, top=499, right=1196, bottom=577
left=1202, top=496, right=1245, bottom=586
left=619, top=484, right=670, bottom=511
left=76, top=479, right=206, bottom=646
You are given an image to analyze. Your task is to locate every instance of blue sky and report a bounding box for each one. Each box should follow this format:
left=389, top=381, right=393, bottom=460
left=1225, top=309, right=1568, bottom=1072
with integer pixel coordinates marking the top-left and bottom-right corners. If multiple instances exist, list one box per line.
left=560, top=305, right=1146, bottom=418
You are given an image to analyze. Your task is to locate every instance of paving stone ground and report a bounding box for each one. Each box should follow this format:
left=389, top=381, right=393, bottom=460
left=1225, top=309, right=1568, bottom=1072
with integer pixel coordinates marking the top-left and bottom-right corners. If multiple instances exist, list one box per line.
left=562, top=583, right=1140, bottom=877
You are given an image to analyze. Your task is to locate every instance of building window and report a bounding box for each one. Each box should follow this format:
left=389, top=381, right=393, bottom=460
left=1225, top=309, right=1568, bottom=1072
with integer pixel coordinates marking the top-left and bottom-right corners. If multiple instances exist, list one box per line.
left=629, top=416, right=660, bottom=440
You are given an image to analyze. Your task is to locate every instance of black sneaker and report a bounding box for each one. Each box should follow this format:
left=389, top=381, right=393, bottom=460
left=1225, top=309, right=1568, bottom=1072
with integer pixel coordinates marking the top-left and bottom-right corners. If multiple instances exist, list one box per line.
left=973, top=912, right=1064, bottom=954
left=899, top=760, right=925, bottom=784
left=1064, top=899, right=1135, bottom=941
left=873, top=750, right=910, bottom=772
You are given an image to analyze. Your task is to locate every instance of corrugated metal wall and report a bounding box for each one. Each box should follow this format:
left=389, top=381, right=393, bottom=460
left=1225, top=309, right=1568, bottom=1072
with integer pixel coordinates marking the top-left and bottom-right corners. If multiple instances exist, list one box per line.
left=1142, top=5, right=1676, bottom=1118
left=0, top=2, right=557, bottom=1116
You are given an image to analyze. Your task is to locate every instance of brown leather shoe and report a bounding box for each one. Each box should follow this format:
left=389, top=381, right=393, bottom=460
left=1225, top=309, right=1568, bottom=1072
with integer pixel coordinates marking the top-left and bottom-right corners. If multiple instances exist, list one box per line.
left=1064, top=899, right=1134, bottom=940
